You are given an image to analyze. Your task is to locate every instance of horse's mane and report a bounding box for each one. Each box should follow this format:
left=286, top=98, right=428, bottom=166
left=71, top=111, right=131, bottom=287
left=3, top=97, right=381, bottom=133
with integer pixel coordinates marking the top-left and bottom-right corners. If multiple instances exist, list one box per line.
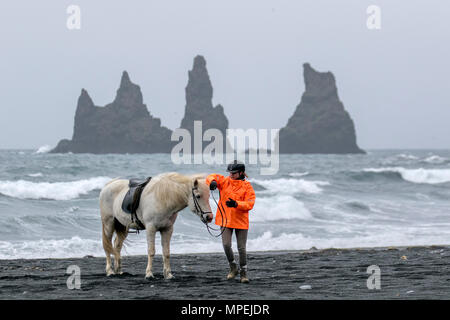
left=144, top=172, right=207, bottom=210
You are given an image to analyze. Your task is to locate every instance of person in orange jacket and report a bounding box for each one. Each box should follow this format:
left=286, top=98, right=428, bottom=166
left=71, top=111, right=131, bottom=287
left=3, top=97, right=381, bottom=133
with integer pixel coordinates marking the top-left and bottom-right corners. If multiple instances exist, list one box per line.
left=206, top=160, right=255, bottom=283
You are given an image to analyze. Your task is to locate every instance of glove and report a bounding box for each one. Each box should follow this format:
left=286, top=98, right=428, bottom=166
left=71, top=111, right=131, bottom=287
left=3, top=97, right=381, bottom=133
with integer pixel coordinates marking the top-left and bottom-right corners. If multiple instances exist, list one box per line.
left=209, top=180, right=218, bottom=191
left=226, top=198, right=238, bottom=208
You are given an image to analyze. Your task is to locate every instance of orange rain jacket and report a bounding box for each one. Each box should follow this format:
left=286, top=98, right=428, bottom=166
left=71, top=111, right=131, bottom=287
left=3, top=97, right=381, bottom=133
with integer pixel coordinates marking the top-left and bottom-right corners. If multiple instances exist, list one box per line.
left=206, top=173, right=256, bottom=230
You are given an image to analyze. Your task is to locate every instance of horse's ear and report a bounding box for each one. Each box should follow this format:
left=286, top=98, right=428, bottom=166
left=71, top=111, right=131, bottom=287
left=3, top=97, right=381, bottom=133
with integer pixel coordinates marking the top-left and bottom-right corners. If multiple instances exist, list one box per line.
left=193, top=179, right=198, bottom=188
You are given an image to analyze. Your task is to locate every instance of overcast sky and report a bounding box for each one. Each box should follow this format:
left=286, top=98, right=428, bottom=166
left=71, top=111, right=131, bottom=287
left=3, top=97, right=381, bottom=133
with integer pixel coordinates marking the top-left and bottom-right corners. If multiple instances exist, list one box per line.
left=0, top=0, right=449, bottom=149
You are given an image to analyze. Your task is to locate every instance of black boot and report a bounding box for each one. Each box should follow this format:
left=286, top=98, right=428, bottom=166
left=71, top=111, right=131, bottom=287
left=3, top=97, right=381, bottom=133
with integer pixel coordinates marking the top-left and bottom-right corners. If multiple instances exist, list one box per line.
left=240, top=265, right=249, bottom=283
left=227, top=262, right=238, bottom=280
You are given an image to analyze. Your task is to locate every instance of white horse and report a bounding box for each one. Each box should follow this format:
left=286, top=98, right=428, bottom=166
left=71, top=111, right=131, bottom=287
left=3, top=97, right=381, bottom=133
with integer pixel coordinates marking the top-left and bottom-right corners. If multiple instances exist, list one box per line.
left=99, top=172, right=213, bottom=279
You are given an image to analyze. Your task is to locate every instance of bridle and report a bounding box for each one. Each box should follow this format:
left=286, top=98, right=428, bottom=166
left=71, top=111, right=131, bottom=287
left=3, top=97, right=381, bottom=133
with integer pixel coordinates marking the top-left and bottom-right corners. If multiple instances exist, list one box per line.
left=191, top=187, right=212, bottom=224
left=191, top=187, right=227, bottom=237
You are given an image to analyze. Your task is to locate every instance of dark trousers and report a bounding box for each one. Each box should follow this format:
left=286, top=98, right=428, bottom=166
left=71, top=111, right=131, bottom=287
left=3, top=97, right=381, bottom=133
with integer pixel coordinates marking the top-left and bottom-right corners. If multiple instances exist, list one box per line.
left=221, top=227, right=248, bottom=268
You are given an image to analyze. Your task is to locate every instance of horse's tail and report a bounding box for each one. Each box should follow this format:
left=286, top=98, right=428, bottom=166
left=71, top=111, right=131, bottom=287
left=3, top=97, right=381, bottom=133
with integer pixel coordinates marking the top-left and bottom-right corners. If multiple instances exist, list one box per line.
left=113, top=217, right=128, bottom=253
left=102, top=220, right=114, bottom=255
left=102, top=218, right=130, bottom=260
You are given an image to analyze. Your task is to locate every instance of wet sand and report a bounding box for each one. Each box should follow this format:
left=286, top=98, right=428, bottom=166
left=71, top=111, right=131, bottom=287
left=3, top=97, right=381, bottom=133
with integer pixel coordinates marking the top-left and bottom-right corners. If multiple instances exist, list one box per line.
left=0, top=246, right=449, bottom=300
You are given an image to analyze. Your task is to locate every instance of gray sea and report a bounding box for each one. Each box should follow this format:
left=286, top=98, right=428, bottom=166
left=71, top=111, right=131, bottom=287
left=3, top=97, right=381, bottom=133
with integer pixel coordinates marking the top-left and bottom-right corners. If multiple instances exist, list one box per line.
left=0, top=148, right=449, bottom=259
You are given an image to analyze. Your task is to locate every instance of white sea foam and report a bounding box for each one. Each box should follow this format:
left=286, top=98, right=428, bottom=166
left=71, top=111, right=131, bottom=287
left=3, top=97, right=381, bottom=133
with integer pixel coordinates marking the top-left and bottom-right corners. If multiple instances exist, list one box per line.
left=381, top=153, right=419, bottom=165
left=396, top=154, right=419, bottom=160
left=0, top=176, right=112, bottom=200
left=208, top=194, right=312, bottom=222
left=251, top=178, right=330, bottom=195
left=67, top=206, right=80, bottom=213
left=1, top=225, right=450, bottom=259
left=288, top=172, right=309, bottom=177
left=0, top=237, right=104, bottom=260
left=0, top=236, right=223, bottom=260
left=246, top=230, right=450, bottom=252
left=382, top=153, right=449, bottom=166
left=36, top=145, right=52, bottom=154
left=363, top=167, right=450, bottom=184
left=251, top=195, right=312, bottom=221
left=422, top=155, right=448, bottom=164
left=27, top=173, right=43, bottom=177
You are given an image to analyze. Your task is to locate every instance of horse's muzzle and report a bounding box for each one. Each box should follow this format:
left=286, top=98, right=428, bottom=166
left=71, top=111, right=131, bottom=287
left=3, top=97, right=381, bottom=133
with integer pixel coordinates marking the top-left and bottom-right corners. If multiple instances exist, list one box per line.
left=202, top=213, right=213, bottom=223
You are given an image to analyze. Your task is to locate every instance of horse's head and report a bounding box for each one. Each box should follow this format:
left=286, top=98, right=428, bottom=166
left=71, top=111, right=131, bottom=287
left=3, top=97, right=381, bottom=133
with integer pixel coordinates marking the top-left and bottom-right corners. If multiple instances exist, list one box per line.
left=188, top=177, right=213, bottom=224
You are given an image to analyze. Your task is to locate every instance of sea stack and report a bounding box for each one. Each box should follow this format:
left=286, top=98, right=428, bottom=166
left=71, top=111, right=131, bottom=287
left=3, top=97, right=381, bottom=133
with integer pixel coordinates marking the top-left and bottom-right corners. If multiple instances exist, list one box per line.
left=179, top=55, right=230, bottom=153
left=277, top=63, right=365, bottom=154
left=51, top=71, right=173, bottom=153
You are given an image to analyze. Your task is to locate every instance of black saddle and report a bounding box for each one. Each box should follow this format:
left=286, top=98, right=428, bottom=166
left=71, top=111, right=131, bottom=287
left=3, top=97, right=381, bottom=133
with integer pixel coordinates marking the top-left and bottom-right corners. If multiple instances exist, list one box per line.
left=128, top=178, right=150, bottom=189
left=121, top=177, right=152, bottom=230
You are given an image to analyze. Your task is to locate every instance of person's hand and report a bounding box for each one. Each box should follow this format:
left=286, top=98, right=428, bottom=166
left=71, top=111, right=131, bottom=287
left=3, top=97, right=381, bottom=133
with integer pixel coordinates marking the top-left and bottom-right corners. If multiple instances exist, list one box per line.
left=226, top=198, right=238, bottom=208
left=209, top=180, right=218, bottom=191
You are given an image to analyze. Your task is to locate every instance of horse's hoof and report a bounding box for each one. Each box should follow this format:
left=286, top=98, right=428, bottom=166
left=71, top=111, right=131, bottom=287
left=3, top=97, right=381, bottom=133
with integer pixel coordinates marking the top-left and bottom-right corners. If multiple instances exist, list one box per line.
left=145, top=274, right=155, bottom=280
left=164, top=273, right=175, bottom=280
left=106, top=270, right=115, bottom=277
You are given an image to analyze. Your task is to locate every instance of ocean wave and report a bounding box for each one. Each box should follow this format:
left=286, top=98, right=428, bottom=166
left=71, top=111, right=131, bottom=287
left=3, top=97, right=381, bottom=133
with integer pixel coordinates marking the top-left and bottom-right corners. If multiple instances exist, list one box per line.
left=0, top=236, right=225, bottom=260
left=0, top=237, right=104, bottom=260
left=381, top=153, right=419, bottom=165
left=422, top=155, right=449, bottom=164
left=208, top=194, right=312, bottom=222
left=36, top=145, right=52, bottom=154
left=0, top=176, right=112, bottom=200
left=288, top=172, right=309, bottom=177
left=362, top=167, right=450, bottom=184
left=396, top=154, right=419, bottom=160
left=382, top=153, right=450, bottom=166
left=247, top=231, right=449, bottom=251
left=246, top=230, right=450, bottom=252
left=1, top=226, right=450, bottom=259
left=251, top=178, right=330, bottom=195
left=251, top=195, right=312, bottom=221
left=27, top=172, right=43, bottom=177
left=344, top=201, right=372, bottom=211
left=67, top=206, right=80, bottom=213
left=0, top=214, right=96, bottom=239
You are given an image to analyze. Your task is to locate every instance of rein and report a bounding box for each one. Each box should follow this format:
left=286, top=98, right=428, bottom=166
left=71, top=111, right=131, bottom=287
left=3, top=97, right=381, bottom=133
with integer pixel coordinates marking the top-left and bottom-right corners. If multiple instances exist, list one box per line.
left=192, top=187, right=227, bottom=237
left=207, top=190, right=228, bottom=237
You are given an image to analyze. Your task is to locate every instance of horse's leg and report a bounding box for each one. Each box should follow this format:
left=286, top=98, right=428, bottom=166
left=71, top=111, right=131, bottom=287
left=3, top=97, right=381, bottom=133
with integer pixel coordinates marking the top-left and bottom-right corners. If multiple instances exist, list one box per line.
left=145, top=225, right=157, bottom=279
left=161, top=225, right=174, bottom=280
left=101, top=219, right=115, bottom=276
left=113, top=221, right=128, bottom=275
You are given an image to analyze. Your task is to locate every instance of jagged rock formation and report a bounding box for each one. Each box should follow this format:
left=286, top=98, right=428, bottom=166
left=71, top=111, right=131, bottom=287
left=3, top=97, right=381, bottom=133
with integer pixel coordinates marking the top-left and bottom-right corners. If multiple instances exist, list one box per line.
left=277, top=63, right=365, bottom=154
left=179, top=55, right=231, bottom=153
left=51, top=59, right=364, bottom=156
left=51, top=71, right=173, bottom=154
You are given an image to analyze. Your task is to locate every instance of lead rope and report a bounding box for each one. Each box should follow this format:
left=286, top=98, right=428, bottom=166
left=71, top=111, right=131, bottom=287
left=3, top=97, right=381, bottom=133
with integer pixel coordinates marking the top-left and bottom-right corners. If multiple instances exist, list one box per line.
left=192, top=187, right=227, bottom=238
left=192, top=188, right=218, bottom=238
left=204, top=189, right=227, bottom=237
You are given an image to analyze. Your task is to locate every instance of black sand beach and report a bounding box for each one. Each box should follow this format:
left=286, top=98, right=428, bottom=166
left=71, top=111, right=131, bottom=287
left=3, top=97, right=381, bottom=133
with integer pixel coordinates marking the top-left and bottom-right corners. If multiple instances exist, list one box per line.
left=1, top=246, right=449, bottom=300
